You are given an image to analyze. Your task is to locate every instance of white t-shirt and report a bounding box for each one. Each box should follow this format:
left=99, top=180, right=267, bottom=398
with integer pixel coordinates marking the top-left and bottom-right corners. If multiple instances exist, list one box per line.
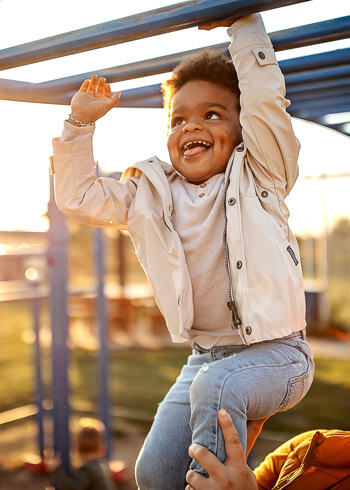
left=169, top=172, right=242, bottom=348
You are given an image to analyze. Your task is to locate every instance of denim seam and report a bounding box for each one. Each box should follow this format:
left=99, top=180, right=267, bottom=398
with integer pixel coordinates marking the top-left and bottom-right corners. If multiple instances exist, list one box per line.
left=279, top=358, right=313, bottom=410
left=213, top=361, right=302, bottom=457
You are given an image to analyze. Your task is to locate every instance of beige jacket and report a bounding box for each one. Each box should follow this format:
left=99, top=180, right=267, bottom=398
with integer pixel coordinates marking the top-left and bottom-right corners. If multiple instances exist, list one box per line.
left=51, top=16, right=306, bottom=344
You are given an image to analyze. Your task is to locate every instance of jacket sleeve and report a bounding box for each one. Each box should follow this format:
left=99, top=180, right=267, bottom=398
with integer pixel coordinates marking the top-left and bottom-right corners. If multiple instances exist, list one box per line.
left=51, top=121, right=139, bottom=229
left=228, top=15, right=300, bottom=202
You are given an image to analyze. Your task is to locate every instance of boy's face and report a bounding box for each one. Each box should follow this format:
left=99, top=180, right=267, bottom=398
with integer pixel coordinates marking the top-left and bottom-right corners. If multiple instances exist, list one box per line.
left=167, top=80, right=241, bottom=184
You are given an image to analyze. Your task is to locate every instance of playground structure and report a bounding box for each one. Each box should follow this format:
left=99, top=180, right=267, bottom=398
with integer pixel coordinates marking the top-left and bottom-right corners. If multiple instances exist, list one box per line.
left=0, top=0, right=349, bottom=482
left=1, top=1, right=350, bottom=133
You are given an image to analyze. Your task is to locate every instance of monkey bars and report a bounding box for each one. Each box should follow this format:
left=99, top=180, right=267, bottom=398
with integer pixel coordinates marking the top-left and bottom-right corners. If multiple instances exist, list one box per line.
left=0, top=0, right=310, bottom=70
left=1, top=0, right=348, bottom=482
left=0, top=12, right=349, bottom=134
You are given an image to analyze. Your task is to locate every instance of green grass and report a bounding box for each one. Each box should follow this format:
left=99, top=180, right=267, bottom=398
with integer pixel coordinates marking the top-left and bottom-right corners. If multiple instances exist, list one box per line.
left=0, top=302, right=39, bottom=409
left=69, top=347, right=191, bottom=418
left=265, top=356, right=350, bottom=435
left=1, top=302, right=349, bottom=436
left=329, top=277, right=350, bottom=331
left=70, top=349, right=350, bottom=435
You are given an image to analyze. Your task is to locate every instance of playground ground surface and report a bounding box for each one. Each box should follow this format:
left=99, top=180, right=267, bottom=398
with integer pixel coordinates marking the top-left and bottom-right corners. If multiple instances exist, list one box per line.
left=0, top=415, right=286, bottom=490
left=0, top=335, right=349, bottom=490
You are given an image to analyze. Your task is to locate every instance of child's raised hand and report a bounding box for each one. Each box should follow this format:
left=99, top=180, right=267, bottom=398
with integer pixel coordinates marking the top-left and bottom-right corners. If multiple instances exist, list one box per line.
left=198, top=18, right=242, bottom=30
left=70, top=75, right=121, bottom=125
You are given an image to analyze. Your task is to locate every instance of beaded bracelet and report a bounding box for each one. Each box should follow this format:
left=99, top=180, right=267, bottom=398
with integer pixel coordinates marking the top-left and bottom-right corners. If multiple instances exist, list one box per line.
left=68, top=114, right=96, bottom=127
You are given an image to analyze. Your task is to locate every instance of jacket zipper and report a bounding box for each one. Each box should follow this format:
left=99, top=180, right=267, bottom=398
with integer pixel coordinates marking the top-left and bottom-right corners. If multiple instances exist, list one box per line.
left=273, top=432, right=320, bottom=489
left=223, top=166, right=242, bottom=330
left=162, top=212, right=172, bottom=232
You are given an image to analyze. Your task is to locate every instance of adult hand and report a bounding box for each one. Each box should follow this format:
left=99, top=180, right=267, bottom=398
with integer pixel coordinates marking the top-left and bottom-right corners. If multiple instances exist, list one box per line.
left=185, top=409, right=261, bottom=490
left=70, top=75, right=120, bottom=125
left=198, top=18, right=242, bottom=30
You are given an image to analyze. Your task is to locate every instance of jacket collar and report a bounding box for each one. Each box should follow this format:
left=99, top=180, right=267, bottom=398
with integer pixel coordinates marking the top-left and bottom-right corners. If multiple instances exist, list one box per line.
left=122, top=156, right=176, bottom=214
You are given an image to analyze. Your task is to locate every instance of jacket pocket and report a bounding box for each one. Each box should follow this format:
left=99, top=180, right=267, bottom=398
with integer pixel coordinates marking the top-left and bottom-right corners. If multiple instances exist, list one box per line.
left=278, top=357, right=314, bottom=412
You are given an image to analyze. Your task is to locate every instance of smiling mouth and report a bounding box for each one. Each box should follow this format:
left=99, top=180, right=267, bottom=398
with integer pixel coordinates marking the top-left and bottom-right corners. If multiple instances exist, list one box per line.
left=183, top=140, right=211, bottom=158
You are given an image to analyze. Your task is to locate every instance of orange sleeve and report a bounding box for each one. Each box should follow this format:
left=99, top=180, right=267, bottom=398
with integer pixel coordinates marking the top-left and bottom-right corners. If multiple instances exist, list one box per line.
left=254, top=431, right=316, bottom=489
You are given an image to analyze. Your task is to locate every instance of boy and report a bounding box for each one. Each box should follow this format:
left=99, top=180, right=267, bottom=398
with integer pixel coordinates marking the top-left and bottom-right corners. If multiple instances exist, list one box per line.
left=51, top=13, right=314, bottom=490
left=49, top=418, right=112, bottom=489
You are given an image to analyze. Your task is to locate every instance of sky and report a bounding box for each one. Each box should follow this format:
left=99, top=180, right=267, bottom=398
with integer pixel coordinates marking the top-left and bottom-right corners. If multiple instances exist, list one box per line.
left=0, top=0, right=349, bottom=235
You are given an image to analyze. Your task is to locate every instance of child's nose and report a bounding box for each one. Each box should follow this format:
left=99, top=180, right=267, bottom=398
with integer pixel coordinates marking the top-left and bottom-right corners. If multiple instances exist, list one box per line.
left=182, top=119, right=203, bottom=132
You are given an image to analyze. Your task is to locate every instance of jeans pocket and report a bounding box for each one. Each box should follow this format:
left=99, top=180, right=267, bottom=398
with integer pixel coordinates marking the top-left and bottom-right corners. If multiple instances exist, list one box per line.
left=278, top=357, right=314, bottom=412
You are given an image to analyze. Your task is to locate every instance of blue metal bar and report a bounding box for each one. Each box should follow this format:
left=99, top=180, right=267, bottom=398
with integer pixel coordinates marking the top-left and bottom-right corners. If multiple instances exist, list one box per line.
left=119, top=96, right=165, bottom=109
left=14, top=16, right=349, bottom=97
left=1, top=47, right=350, bottom=107
left=118, top=84, right=162, bottom=106
left=0, top=0, right=310, bottom=70
left=287, top=86, right=350, bottom=103
left=13, top=76, right=350, bottom=113
left=285, top=64, right=350, bottom=85
left=94, top=165, right=111, bottom=460
left=280, top=48, right=350, bottom=75
left=289, top=93, right=350, bottom=111
left=35, top=44, right=228, bottom=94
left=289, top=99, right=350, bottom=118
left=0, top=79, right=70, bottom=104
left=47, top=174, right=71, bottom=478
left=96, top=229, right=112, bottom=459
left=9, top=75, right=348, bottom=111
left=270, top=15, right=350, bottom=51
left=31, top=279, right=45, bottom=459
left=286, top=76, right=350, bottom=95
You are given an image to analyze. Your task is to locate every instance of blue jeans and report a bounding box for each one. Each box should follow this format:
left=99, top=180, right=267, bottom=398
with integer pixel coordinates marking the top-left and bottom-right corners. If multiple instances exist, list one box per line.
left=135, top=331, right=314, bottom=489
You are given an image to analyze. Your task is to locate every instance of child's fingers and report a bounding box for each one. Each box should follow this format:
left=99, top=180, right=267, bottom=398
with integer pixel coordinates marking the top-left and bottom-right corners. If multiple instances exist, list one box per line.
left=96, top=77, right=106, bottom=97
left=188, top=444, right=224, bottom=478
left=105, top=84, right=120, bottom=104
left=79, top=79, right=90, bottom=92
left=105, top=83, right=118, bottom=99
left=186, top=468, right=214, bottom=489
left=87, top=75, right=98, bottom=94
left=218, top=409, right=245, bottom=463
left=198, top=18, right=241, bottom=30
left=110, top=91, right=121, bottom=107
left=198, top=21, right=223, bottom=30
left=105, top=82, right=112, bottom=98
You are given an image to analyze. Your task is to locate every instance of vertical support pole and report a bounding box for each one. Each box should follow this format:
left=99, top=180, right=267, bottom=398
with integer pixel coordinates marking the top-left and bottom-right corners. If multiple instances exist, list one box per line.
left=93, top=164, right=111, bottom=458
left=31, top=279, right=45, bottom=459
left=318, top=175, right=330, bottom=328
left=117, top=231, right=126, bottom=296
left=47, top=173, right=71, bottom=475
left=95, top=225, right=111, bottom=459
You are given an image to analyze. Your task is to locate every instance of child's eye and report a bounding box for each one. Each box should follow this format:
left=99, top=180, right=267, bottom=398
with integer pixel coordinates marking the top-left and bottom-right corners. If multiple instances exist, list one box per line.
left=205, top=112, right=221, bottom=120
left=171, top=117, right=185, bottom=128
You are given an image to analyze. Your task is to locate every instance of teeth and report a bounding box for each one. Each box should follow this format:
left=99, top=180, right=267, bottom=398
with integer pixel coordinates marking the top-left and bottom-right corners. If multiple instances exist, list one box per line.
left=184, top=140, right=211, bottom=151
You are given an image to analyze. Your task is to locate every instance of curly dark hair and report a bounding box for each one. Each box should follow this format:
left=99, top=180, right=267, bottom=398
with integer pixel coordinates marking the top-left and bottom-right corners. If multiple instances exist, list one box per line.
left=161, top=50, right=240, bottom=128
